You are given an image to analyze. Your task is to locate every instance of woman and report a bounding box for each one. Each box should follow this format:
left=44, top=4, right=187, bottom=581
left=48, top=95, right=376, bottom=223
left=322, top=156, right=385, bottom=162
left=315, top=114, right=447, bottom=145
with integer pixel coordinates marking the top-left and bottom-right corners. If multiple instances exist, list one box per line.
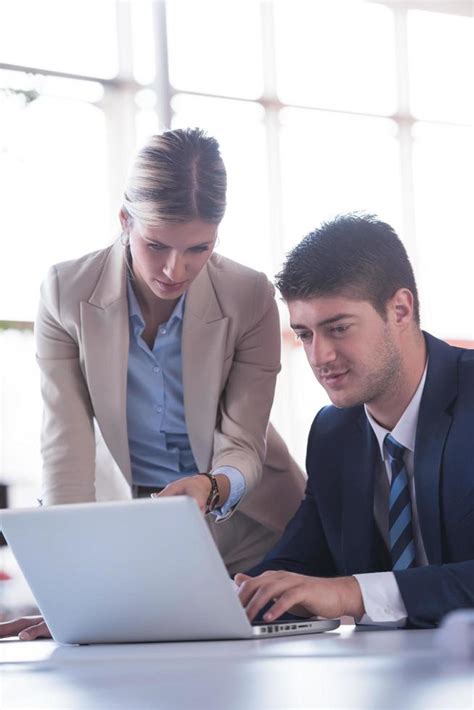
left=1, top=128, right=305, bottom=640
left=35, top=127, right=304, bottom=577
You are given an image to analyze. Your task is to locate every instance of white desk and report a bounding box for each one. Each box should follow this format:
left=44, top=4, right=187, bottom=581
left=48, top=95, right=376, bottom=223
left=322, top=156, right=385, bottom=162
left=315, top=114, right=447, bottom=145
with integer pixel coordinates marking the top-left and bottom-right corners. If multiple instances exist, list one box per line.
left=0, top=625, right=472, bottom=709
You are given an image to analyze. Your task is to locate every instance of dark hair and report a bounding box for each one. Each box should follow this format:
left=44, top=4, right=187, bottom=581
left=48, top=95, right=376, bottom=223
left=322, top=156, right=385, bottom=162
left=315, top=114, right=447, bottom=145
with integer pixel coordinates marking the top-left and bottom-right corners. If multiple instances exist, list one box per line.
left=275, top=213, right=420, bottom=325
left=123, top=127, right=227, bottom=225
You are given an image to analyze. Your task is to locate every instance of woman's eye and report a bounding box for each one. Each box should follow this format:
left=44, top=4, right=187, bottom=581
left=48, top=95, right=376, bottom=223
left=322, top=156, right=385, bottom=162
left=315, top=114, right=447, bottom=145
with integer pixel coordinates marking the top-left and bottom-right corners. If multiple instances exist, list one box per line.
left=190, top=245, right=209, bottom=253
left=147, top=243, right=167, bottom=251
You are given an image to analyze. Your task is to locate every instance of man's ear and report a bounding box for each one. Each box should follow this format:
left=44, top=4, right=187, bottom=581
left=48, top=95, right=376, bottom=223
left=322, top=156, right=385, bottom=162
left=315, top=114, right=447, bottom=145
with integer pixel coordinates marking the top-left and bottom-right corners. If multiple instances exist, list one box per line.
left=389, top=288, right=415, bottom=326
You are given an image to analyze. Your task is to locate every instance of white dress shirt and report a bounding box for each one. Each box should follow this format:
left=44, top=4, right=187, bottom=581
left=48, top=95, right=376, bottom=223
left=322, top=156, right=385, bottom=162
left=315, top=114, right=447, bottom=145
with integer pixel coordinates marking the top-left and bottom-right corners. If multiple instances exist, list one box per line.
left=354, top=363, right=429, bottom=625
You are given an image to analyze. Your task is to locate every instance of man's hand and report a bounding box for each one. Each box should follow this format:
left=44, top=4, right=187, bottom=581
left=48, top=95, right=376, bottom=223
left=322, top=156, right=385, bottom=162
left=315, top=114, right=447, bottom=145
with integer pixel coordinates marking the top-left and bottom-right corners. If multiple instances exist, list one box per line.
left=155, top=473, right=230, bottom=514
left=0, top=616, right=51, bottom=641
left=234, top=571, right=365, bottom=622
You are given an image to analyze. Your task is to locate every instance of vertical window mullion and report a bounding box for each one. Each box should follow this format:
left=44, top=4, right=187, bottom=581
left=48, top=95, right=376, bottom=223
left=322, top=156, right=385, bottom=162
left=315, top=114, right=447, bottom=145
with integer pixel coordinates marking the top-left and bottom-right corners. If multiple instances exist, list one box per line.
left=260, top=1, right=301, bottom=454
left=393, top=3, right=418, bottom=262
left=103, top=1, right=136, bottom=225
left=152, top=0, right=173, bottom=130
left=260, top=0, right=283, bottom=276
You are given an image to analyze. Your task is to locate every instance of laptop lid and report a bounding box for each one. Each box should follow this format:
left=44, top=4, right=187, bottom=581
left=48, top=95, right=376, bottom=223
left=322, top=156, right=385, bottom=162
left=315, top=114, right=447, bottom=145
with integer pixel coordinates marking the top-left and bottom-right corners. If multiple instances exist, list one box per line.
left=1, top=498, right=339, bottom=644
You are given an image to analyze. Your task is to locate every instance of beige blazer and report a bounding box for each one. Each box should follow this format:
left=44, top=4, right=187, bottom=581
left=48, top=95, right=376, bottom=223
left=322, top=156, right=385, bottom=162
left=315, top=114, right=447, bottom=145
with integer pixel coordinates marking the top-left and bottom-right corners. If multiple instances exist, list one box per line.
left=36, top=239, right=305, bottom=533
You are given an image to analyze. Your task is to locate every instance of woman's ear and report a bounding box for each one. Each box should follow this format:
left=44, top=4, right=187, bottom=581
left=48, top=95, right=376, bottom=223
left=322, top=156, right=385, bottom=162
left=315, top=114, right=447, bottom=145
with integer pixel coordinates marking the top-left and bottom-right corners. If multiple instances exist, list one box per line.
left=119, top=208, right=131, bottom=232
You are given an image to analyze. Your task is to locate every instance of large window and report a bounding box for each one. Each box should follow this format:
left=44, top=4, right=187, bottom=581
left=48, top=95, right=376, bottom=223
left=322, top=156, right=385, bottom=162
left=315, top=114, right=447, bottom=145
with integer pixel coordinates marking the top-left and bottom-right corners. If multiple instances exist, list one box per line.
left=0, top=0, right=473, bottom=480
left=1, top=0, right=473, bottom=324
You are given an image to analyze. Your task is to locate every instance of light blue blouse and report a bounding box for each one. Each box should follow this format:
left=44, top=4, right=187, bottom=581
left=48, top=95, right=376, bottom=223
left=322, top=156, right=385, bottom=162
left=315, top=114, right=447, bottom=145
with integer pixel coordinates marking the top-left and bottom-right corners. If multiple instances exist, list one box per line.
left=126, top=277, right=245, bottom=514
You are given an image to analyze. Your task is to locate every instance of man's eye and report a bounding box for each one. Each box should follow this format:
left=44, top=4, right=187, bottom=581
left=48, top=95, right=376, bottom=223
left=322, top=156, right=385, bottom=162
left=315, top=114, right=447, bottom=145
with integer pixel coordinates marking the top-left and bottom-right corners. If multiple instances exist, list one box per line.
left=330, top=325, right=350, bottom=335
left=296, top=332, right=312, bottom=342
left=190, top=245, right=209, bottom=253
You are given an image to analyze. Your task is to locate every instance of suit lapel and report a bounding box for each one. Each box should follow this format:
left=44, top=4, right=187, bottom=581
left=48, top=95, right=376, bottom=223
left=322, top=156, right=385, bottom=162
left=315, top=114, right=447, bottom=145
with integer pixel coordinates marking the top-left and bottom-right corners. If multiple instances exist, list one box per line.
left=182, top=263, right=229, bottom=471
left=80, top=241, right=132, bottom=482
left=414, top=333, right=458, bottom=564
left=341, top=412, right=382, bottom=574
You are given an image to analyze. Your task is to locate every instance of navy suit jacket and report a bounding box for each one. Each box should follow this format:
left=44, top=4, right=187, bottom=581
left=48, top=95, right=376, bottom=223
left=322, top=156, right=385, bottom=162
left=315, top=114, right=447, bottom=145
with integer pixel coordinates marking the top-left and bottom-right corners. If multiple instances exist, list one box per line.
left=250, top=333, right=474, bottom=628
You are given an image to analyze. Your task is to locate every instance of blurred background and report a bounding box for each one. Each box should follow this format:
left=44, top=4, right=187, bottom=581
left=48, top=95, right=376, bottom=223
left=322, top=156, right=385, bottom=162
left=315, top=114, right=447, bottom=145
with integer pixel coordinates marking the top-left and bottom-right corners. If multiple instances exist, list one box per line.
left=0, top=0, right=473, bottom=515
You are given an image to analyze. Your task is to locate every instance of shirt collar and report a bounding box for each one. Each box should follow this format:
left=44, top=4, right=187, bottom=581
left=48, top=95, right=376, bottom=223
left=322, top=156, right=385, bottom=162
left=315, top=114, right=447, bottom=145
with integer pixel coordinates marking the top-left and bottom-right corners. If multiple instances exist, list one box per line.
left=126, top=274, right=186, bottom=329
left=127, top=276, right=143, bottom=325
left=365, top=361, right=428, bottom=460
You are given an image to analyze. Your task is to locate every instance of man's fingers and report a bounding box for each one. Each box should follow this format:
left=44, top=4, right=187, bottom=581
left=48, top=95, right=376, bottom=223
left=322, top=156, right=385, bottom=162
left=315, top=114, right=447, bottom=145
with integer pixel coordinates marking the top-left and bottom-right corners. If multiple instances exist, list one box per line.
left=234, top=573, right=251, bottom=587
left=19, top=621, right=51, bottom=641
left=263, top=589, right=307, bottom=622
left=237, top=572, right=281, bottom=607
left=237, top=576, right=262, bottom=607
left=236, top=572, right=313, bottom=622
left=244, top=581, right=296, bottom=622
left=240, top=577, right=299, bottom=622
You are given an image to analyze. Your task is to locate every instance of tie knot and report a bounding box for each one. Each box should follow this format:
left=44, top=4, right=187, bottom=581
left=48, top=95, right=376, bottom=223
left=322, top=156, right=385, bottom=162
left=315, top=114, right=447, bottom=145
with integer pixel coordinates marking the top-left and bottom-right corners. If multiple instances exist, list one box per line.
left=384, top=434, right=405, bottom=462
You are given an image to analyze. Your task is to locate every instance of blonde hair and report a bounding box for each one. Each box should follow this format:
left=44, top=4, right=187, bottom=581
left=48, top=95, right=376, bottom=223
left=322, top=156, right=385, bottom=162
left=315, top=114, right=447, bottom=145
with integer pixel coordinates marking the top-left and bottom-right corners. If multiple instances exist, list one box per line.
left=122, top=128, right=227, bottom=226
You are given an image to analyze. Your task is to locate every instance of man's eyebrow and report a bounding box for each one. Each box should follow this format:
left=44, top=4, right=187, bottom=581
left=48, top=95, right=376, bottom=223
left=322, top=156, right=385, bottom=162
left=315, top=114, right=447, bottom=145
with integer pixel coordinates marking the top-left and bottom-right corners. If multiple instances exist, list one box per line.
left=290, top=313, right=356, bottom=330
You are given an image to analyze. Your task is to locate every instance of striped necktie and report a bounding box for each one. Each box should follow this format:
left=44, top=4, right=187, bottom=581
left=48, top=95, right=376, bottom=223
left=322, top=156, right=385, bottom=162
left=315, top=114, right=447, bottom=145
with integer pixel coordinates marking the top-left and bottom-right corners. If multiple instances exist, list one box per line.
left=384, top=434, right=416, bottom=571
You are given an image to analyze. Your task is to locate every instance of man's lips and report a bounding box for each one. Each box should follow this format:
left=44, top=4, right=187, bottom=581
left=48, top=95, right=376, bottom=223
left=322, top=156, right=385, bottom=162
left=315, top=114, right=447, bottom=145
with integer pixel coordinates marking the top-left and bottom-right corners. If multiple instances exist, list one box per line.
left=319, top=370, right=350, bottom=386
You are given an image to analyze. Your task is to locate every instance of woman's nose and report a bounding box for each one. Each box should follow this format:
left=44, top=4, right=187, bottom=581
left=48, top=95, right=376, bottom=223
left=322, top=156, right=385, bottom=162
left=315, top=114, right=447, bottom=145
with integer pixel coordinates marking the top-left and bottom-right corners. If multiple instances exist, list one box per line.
left=163, top=252, right=186, bottom=282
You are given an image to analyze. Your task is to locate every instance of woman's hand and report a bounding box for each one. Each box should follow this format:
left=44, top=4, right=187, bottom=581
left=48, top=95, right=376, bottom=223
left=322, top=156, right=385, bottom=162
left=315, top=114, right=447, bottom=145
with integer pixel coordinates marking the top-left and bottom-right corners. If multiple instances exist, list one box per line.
left=155, top=473, right=230, bottom=514
left=0, top=616, right=51, bottom=640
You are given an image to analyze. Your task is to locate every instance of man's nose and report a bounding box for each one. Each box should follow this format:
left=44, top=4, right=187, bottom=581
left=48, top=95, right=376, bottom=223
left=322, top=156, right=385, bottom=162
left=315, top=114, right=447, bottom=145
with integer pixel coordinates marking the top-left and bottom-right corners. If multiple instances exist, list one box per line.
left=309, top=336, right=336, bottom=369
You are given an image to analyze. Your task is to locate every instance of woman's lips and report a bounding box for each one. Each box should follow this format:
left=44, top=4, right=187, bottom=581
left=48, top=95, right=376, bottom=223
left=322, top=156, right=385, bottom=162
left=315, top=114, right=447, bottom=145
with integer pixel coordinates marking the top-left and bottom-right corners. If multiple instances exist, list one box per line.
left=155, top=279, right=187, bottom=292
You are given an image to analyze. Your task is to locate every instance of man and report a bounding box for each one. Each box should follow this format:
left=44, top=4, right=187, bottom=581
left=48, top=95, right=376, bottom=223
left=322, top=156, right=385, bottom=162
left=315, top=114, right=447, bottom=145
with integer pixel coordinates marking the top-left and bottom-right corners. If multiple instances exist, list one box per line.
left=236, top=213, right=474, bottom=629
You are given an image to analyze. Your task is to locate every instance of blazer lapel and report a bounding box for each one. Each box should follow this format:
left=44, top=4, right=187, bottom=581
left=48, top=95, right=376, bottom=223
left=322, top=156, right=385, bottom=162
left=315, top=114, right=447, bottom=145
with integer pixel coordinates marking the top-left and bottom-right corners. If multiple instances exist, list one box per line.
left=80, top=240, right=132, bottom=482
left=341, top=412, right=381, bottom=574
left=414, top=333, right=457, bottom=565
left=182, top=264, right=229, bottom=472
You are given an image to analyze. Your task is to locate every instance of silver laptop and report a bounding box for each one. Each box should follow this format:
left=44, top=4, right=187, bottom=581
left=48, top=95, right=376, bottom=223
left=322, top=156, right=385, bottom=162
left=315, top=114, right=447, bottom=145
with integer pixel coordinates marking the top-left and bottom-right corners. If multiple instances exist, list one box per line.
left=0, top=497, right=339, bottom=644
